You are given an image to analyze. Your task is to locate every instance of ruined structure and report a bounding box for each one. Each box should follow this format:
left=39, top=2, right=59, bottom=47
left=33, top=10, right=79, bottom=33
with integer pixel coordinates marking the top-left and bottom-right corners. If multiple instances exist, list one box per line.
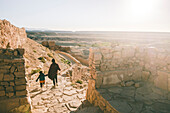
left=87, top=45, right=170, bottom=113
left=0, top=48, right=31, bottom=113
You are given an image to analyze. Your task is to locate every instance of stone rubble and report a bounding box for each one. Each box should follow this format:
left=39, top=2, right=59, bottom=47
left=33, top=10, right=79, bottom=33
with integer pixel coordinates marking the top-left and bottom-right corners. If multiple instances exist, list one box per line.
left=28, top=73, right=91, bottom=113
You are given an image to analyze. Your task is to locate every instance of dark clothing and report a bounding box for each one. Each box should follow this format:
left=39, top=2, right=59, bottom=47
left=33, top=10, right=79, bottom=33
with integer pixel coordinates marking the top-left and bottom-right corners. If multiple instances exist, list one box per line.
left=36, top=73, right=47, bottom=88
left=48, top=62, right=60, bottom=86
left=48, top=63, right=60, bottom=80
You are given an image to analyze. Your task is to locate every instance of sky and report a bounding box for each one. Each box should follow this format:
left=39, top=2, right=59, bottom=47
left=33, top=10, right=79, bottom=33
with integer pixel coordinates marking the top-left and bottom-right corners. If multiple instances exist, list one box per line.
left=0, top=0, right=170, bottom=32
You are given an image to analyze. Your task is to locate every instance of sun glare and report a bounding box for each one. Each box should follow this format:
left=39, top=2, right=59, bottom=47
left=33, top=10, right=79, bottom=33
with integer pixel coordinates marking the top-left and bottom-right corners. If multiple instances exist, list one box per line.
left=128, top=0, right=159, bottom=22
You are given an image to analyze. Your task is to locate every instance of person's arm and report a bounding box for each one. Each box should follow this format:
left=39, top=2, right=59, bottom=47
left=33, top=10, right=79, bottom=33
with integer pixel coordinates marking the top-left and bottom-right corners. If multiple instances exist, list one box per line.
left=57, top=64, right=61, bottom=71
left=36, top=76, right=40, bottom=82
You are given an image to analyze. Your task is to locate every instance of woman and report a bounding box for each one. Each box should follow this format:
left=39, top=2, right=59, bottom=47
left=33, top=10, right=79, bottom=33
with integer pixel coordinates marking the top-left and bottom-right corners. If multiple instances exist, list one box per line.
left=48, top=59, right=61, bottom=87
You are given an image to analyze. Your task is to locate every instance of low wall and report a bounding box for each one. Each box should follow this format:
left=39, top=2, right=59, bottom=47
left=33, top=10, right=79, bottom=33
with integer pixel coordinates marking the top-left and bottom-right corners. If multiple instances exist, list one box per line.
left=0, top=48, right=31, bottom=113
left=86, top=45, right=170, bottom=112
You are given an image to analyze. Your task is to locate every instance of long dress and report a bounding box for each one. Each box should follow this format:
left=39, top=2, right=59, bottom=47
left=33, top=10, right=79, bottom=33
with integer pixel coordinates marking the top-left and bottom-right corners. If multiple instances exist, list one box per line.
left=48, top=63, right=61, bottom=80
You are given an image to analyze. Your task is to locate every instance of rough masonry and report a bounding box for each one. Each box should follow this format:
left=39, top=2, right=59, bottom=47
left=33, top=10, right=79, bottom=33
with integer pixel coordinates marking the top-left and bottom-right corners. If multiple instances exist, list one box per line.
left=0, top=48, right=31, bottom=113
left=87, top=45, right=170, bottom=113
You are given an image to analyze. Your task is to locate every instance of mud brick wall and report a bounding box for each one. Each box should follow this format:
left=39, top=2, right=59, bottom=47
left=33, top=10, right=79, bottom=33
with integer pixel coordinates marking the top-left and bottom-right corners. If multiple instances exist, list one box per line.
left=88, top=46, right=170, bottom=90
left=0, top=48, right=31, bottom=113
left=86, top=45, right=170, bottom=112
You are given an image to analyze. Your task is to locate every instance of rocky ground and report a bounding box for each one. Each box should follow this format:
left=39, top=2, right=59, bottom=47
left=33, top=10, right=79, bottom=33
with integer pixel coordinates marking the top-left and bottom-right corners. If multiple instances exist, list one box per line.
left=97, top=82, right=170, bottom=113
left=28, top=72, right=102, bottom=113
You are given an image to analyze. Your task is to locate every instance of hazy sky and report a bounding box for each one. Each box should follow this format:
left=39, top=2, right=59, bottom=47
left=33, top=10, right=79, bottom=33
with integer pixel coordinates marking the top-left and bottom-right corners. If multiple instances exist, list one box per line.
left=0, top=0, right=170, bottom=32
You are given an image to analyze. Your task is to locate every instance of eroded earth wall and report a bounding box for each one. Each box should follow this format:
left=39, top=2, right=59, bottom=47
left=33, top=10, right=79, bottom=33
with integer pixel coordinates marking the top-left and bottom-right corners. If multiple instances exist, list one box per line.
left=87, top=45, right=170, bottom=113
left=0, top=48, right=31, bottom=113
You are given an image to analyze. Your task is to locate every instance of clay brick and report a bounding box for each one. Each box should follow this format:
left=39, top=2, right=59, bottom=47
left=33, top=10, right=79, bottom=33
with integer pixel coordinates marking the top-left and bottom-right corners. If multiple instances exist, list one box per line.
left=10, top=65, right=16, bottom=73
left=6, top=92, right=14, bottom=97
left=0, top=73, right=3, bottom=81
left=12, top=58, right=25, bottom=63
left=14, top=72, right=25, bottom=78
left=10, top=82, right=15, bottom=86
left=6, top=86, right=14, bottom=92
left=3, top=74, right=14, bottom=81
left=0, top=86, right=4, bottom=90
left=15, top=78, right=26, bottom=85
left=0, top=82, right=9, bottom=86
left=16, top=90, right=27, bottom=96
left=0, top=91, right=5, bottom=96
left=15, top=85, right=26, bottom=91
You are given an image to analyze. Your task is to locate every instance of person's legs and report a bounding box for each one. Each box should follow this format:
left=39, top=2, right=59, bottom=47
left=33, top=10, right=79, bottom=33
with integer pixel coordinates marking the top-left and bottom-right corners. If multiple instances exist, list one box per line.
left=53, top=78, right=55, bottom=86
left=40, top=83, right=43, bottom=88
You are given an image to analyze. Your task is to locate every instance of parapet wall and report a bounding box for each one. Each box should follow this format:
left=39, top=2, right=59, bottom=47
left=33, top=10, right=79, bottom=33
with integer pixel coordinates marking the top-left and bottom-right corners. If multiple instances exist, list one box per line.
left=0, top=48, right=31, bottom=113
left=89, top=45, right=170, bottom=90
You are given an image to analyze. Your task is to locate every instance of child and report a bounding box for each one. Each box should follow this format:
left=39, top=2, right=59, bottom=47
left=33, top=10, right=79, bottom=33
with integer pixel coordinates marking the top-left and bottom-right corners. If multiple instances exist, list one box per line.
left=36, top=71, right=47, bottom=88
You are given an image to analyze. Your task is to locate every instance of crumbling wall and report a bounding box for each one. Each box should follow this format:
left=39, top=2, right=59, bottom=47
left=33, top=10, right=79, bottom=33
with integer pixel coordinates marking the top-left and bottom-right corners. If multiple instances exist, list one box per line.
left=89, top=46, right=170, bottom=90
left=0, top=48, right=31, bottom=113
left=86, top=45, right=170, bottom=112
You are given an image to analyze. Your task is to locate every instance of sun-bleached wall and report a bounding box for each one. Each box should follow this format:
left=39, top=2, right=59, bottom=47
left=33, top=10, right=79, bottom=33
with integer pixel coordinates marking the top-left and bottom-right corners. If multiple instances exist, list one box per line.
left=88, top=45, right=170, bottom=90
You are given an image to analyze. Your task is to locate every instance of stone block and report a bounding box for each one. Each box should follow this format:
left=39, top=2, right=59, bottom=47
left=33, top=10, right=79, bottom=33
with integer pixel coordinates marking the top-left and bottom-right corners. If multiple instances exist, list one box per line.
left=0, top=82, right=9, bottom=86
left=142, top=71, right=150, bottom=81
left=15, top=85, right=26, bottom=91
left=10, top=65, right=16, bottom=73
left=16, top=90, right=27, bottom=96
left=4, top=59, right=12, bottom=63
left=6, top=92, right=14, bottom=97
left=6, top=86, right=14, bottom=92
left=0, top=73, right=3, bottom=81
left=0, top=69, right=9, bottom=73
left=125, top=81, right=135, bottom=87
left=14, top=72, right=25, bottom=78
left=12, top=58, right=24, bottom=63
left=0, top=91, right=5, bottom=96
left=103, top=74, right=121, bottom=85
left=15, top=78, right=26, bottom=85
left=10, top=82, right=15, bottom=86
left=0, top=86, right=4, bottom=90
left=154, top=71, right=169, bottom=90
left=3, top=74, right=14, bottom=81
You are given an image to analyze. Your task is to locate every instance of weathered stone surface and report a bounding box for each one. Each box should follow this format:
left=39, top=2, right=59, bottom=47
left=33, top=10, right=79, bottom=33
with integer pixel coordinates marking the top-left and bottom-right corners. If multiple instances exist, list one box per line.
left=16, top=90, right=27, bottom=96
left=0, top=91, right=5, bottom=96
left=125, top=81, right=135, bottom=87
left=14, top=72, right=25, bottom=78
left=0, top=73, right=3, bottom=81
left=15, top=78, right=26, bottom=85
left=3, top=74, right=14, bottom=81
left=108, top=87, right=122, bottom=94
left=63, top=90, right=77, bottom=96
left=6, top=86, right=14, bottom=92
left=69, top=100, right=81, bottom=108
left=142, top=71, right=150, bottom=81
left=154, top=71, right=169, bottom=90
left=103, top=74, right=121, bottom=85
left=6, top=92, right=14, bottom=97
left=109, top=100, right=132, bottom=113
left=15, top=85, right=26, bottom=91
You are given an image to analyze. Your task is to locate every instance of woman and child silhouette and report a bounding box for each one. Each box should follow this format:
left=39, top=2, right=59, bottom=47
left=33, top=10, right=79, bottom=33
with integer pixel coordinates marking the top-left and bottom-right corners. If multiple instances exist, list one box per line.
left=36, top=59, right=61, bottom=88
